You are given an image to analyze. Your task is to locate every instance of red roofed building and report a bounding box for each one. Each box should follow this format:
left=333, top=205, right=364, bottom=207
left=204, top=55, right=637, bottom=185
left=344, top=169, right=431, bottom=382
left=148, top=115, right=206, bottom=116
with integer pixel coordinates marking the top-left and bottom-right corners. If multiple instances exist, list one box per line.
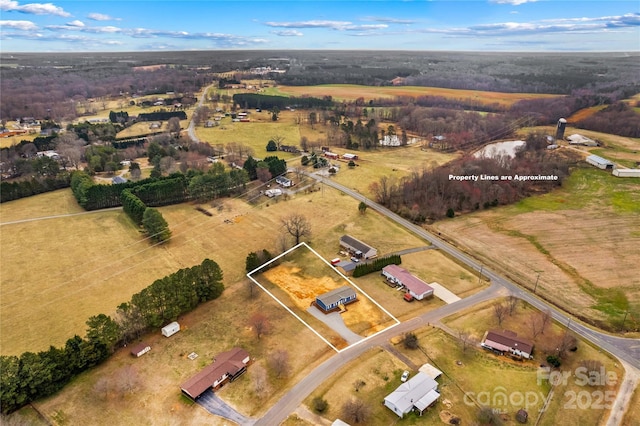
left=382, top=265, right=434, bottom=300
left=181, top=348, right=250, bottom=400
left=481, top=329, right=534, bottom=359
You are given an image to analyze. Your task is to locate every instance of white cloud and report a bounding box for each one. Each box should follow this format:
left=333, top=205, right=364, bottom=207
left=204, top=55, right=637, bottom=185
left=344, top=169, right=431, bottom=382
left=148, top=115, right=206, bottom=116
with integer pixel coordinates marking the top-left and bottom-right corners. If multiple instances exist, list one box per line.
left=264, top=20, right=387, bottom=31
left=364, top=16, right=416, bottom=24
left=87, top=12, right=118, bottom=21
left=489, top=0, right=538, bottom=5
left=271, top=30, right=303, bottom=37
left=0, top=0, right=70, bottom=17
left=0, top=19, right=37, bottom=30
left=66, top=20, right=84, bottom=27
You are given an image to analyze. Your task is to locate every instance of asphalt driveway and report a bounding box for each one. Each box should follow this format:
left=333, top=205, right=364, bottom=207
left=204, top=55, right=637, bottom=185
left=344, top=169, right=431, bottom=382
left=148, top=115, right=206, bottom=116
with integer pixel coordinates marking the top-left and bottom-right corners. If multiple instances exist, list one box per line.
left=196, top=389, right=255, bottom=425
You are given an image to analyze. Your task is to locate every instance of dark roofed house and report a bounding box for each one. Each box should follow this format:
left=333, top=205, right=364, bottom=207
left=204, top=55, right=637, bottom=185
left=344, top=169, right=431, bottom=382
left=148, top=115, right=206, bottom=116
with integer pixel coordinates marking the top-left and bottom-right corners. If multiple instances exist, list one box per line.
left=315, top=286, right=357, bottom=313
left=181, top=348, right=250, bottom=400
left=481, top=329, right=534, bottom=359
left=112, top=176, right=128, bottom=184
left=339, top=235, right=377, bottom=259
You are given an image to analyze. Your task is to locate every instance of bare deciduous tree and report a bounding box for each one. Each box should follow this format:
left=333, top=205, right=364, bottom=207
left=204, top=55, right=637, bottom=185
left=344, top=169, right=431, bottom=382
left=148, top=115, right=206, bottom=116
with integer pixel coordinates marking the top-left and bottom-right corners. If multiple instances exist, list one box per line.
left=541, top=309, right=552, bottom=334
left=507, top=295, right=519, bottom=316
left=341, top=398, right=372, bottom=424
left=281, top=214, right=312, bottom=246
left=528, top=313, right=544, bottom=339
left=93, top=377, right=110, bottom=400
left=253, top=365, right=269, bottom=399
left=249, top=312, right=270, bottom=340
left=115, top=365, right=141, bottom=396
left=493, top=303, right=508, bottom=326
left=268, top=350, right=290, bottom=378
left=459, top=330, right=476, bottom=354
left=556, top=330, right=577, bottom=359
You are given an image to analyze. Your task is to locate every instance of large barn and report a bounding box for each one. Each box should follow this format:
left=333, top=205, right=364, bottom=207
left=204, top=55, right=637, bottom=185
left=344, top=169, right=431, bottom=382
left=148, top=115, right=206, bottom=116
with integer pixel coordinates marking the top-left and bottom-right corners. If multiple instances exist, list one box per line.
left=339, top=235, right=377, bottom=259
left=181, top=348, right=250, bottom=400
left=382, top=265, right=434, bottom=300
left=315, top=286, right=357, bottom=313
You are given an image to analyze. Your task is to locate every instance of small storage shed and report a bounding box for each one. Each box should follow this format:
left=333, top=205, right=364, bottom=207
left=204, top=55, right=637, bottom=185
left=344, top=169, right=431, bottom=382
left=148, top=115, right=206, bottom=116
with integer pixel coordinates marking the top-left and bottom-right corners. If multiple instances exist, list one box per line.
left=586, top=154, right=614, bottom=170
left=130, top=342, right=151, bottom=357
left=162, top=321, right=180, bottom=337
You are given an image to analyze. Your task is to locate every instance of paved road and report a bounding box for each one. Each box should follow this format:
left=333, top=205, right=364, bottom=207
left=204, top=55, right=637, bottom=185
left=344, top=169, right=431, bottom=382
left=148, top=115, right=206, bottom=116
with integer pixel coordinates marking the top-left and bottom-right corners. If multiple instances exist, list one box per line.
left=255, top=281, right=505, bottom=426
left=313, top=174, right=640, bottom=371
left=187, top=83, right=216, bottom=143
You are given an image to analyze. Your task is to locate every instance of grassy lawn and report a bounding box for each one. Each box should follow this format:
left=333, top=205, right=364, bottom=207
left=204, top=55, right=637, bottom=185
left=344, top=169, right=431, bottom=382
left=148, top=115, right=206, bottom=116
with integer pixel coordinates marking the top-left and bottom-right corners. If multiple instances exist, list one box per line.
left=350, top=249, right=485, bottom=321
left=0, top=130, right=39, bottom=148
left=32, top=282, right=335, bottom=424
left=441, top=298, right=623, bottom=426
left=327, top=144, right=457, bottom=197
left=0, top=182, right=433, bottom=355
left=623, top=384, right=640, bottom=425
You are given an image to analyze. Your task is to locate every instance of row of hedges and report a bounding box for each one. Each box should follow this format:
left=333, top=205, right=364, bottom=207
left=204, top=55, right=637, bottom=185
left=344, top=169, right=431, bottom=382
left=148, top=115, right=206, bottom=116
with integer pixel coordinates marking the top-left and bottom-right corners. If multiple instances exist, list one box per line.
left=0, top=258, right=224, bottom=414
left=352, top=255, right=402, bottom=278
left=0, top=174, right=71, bottom=203
left=232, top=93, right=333, bottom=110
left=70, top=171, right=189, bottom=211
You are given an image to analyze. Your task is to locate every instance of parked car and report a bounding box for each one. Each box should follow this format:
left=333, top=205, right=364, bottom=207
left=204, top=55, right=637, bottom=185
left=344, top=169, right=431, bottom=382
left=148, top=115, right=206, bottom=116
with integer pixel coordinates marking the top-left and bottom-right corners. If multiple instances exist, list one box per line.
left=401, top=370, right=410, bottom=382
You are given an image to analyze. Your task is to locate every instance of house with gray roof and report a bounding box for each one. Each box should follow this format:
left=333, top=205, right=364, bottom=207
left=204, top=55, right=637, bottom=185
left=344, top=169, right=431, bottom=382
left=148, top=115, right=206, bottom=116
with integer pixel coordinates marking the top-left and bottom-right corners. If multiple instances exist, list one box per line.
left=384, top=372, right=440, bottom=418
left=315, top=286, right=357, bottom=313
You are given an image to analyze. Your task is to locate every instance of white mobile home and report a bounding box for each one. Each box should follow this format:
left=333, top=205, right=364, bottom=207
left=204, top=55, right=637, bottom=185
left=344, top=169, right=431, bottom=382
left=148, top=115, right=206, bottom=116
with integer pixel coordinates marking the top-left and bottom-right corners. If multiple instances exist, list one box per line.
left=162, top=321, right=180, bottom=337
left=613, top=168, right=640, bottom=178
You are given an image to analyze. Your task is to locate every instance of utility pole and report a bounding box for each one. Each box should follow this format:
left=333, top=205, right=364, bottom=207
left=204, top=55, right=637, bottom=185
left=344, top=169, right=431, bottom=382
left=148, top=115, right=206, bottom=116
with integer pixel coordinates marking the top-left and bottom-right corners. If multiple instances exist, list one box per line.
left=478, top=264, right=484, bottom=284
left=533, top=272, right=541, bottom=294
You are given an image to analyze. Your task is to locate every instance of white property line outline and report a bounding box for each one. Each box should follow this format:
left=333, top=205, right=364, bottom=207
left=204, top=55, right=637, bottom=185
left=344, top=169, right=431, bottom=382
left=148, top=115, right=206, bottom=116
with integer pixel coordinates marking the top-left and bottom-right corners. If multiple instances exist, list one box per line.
left=247, top=242, right=400, bottom=353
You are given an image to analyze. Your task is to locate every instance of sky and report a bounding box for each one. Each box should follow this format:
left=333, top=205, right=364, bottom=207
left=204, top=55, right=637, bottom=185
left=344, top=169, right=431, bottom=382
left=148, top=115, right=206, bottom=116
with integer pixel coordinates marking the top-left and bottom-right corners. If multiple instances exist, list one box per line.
left=1, top=0, right=639, bottom=52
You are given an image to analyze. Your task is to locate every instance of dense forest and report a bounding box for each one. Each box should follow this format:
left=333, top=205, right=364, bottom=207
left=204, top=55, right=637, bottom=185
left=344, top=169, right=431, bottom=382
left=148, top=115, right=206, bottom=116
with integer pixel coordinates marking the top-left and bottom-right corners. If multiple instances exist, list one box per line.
left=3, top=51, right=639, bottom=122
left=371, top=133, right=579, bottom=222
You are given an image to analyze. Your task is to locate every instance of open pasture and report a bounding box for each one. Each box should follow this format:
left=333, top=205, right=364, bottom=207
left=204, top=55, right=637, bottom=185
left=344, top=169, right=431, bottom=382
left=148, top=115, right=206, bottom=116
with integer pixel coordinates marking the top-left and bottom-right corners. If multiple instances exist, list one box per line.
left=327, top=144, right=457, bottom=197
left=431, top=167, right=640, bottom=332
left=29, top=281, right=335, bottom=424
left=0, top=181, right=429, bottom=354
left=271, top=84, right=561, bottom=108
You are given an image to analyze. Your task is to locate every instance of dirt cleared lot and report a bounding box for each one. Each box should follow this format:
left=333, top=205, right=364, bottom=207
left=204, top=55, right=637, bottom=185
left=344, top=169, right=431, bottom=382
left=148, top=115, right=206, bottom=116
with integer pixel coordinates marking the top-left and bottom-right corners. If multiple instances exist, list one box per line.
left=254, top=246, right=397, bottom=347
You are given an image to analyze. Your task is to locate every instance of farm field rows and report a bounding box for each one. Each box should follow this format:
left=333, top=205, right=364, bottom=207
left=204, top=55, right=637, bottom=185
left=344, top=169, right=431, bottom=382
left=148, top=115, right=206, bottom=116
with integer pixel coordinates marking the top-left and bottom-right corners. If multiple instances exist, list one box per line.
left=270, top=84, right=562, bottom=107
left=431, top=167, right=640, bottom=332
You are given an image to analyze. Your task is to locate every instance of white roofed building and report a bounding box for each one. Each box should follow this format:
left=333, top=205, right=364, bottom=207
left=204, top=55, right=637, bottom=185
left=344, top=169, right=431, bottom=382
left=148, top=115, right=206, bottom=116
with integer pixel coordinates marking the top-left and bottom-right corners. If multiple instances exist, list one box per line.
left=384, top=372, right=440, bottom=417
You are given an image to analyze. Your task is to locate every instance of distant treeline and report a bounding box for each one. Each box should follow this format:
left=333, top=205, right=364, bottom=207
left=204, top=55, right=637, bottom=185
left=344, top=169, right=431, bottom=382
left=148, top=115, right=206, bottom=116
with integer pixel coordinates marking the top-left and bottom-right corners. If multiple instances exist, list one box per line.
left=232, top=93, right=333, bottom=110
left=373, top=133, right=576, bottom=222
left=137, top=110, right=187, bottom=122
left=0, top=174, right=71, bottom=203
left=577, top=102, right=640, bottom=138
left=0, top=259, right=224, bottom=414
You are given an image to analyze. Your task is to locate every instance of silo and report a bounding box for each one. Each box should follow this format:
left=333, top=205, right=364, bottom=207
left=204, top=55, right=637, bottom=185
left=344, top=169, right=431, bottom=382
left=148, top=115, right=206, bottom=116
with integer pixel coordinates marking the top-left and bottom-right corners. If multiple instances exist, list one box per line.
left=555, top=118, right=567, bottom=140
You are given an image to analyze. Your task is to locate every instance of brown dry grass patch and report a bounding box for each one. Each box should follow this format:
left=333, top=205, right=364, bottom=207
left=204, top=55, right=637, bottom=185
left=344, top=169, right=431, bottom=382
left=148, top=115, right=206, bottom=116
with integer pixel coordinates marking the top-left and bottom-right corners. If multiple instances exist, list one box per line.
left=275, top=84, right=560, bottom=108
